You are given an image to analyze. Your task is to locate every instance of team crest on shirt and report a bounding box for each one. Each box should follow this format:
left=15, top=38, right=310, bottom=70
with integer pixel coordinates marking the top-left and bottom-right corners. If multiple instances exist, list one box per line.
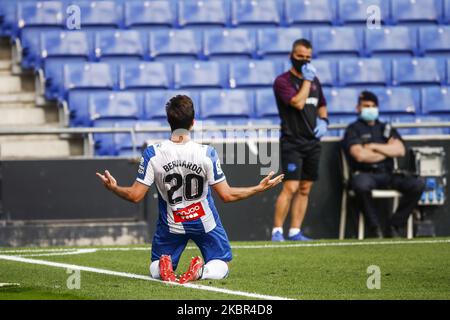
left=173, top=202, right=206, bottom=223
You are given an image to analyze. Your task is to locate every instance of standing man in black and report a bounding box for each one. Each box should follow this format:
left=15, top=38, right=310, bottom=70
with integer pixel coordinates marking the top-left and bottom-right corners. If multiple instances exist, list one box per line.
left=342, top=91, right=425, bottom=238
left=271, top=39, right=329, bottom=242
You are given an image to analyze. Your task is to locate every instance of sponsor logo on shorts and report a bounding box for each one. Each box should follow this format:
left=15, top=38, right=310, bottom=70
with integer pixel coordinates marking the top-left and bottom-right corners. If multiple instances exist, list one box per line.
left=173, top=202, right=205, bottom=223
left=287, top=163, right=297, bottom=172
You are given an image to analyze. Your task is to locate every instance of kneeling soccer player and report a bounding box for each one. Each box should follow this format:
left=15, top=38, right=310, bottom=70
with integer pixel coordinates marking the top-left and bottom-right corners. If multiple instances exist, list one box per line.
left=96, top=95, right=284, bottom=284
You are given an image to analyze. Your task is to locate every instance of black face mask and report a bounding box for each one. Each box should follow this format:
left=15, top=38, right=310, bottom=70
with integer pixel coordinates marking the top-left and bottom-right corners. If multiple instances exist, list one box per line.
left=290, top=55, right=310, bottom=73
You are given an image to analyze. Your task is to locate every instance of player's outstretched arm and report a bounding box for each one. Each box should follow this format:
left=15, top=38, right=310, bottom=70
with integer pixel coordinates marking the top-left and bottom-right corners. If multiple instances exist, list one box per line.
left=96, top=170, right=149, bottom=203
left=212, top=171, right=284, bottom=203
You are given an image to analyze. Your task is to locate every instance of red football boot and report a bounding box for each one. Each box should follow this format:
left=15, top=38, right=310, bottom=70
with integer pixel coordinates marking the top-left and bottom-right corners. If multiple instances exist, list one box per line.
left=159, top=255, right=178, bottom=283
left=178, top=256, right=204, bottom=284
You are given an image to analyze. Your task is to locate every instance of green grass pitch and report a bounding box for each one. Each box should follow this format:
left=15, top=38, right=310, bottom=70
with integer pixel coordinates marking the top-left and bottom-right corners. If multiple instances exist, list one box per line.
left=0, top=239, right=449, bottom=300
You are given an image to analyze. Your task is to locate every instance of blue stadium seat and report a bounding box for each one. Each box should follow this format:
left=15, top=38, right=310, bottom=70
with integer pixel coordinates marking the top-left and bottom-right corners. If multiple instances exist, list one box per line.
left=20, top=28, right=48, bottom=69
left=229, top=60, right=280, bottom=88
left=0, top=1, right=17, bottom=36
left=40, top=31, right=91, bottom=62
left=256, top=27, right=310, bottom=59
left=119, top=62, right=171, bottom=90
left=200, top=90, right=253, bottom=118
left=204, top=28, right=255, bottom=60
left=446, top=0, right=450, bottom=23
left=124, top=0, right=175, bottom=28
left=422, top=87, right=450, bottom=114
left=149, top=29, right=201, bottom=60
left=43, top=59, right=88, bottom=100
left=324, top=88, right=360, bottom=115
left=95, top=30, right=145, bottom=61
left=338, top=58, right=390, bottom=86
left=365, top=27, right=418, bottom=57
left=392, top=58, right=443, bottom=85
left=174, top=61, right=228, bottom=89
left=313, top=59, right=337, bottom=86
left=178, top=0, right=230, bottom=27
left=68, top=0, right=123, bottom=28
left=338, top=0, right=389, bottom=25
left=419, top=26, right=450, bottom=56
left=17, top=1, right=64, bottom=31
left=312, top=27, right=363, bottom=57
left=143, top=90, right=201, bottom=120
left=66, top=90, right=90, bottom=126
left=447, top=59, right=450, bottom=85
left=63, top=62, right=117, bottom=95
left=231, top=0, right=281, bottom=27
left=93, top=119, right=141, bottom=156
left=255, top=88, right=278, bottom=118
left=391, top=0, right=443, bottom=24
left=89, top=91, right=143, bottom=122
left=371, top=87, right=418, bottom=114
left=285, top=0, right=336, bottom=25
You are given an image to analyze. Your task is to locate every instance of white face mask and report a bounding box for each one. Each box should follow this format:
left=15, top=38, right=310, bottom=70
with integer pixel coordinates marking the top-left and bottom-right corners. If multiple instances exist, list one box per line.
left=360, top=107, right=379, bottom=122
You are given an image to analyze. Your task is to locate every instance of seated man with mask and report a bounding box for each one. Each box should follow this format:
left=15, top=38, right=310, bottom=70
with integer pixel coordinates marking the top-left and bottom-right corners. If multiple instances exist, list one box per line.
left=342, top=91, right=424, bottom=238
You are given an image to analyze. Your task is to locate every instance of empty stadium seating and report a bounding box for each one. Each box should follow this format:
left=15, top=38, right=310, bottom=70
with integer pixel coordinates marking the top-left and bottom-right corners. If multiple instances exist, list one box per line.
left=149, top=29, right=201, bottom=60
left=391, top=0, right=443, bottom=24
left=178, top=0, right=229, bottom=27
left=229, top=60, right=281, bottom=88
left=231, top=0, right=281, bottom=27
left=124, top=0, right=175, bottom=28
left=119, top=62, right=171, bottom=90
left=338, top=58, right=390, bottom=86
left=338, top=0, right=389, bottom=25
left=1, top=0, right=449, bottom=157
left=418, top=26, right=450, bottom=56
left=392, top=58, right=444, bottom=85
left=365, top=27, right=417, bottom=57
left=285, top=0, right=336, bottom=25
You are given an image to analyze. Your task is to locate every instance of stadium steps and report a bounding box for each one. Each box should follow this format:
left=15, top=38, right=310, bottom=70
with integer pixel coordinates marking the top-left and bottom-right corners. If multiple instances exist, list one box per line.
left=0, top=43, right=81, bottom=159
left=0, top=139, right=71, bottom=159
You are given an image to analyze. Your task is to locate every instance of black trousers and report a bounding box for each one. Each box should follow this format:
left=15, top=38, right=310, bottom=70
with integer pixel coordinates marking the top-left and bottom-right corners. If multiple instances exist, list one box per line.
left=351, top=172, right=425, bottom=229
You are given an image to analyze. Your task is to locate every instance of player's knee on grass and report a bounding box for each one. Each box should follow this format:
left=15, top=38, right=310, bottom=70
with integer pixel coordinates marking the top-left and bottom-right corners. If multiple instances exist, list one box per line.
left=149, top=260, right=160, bottom=279
left=201, top=260, right=229, bottom=280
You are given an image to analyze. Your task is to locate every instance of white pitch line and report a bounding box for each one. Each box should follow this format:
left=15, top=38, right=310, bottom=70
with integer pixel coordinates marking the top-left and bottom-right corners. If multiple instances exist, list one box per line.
left=1, top=239, right=449, bottom=255
left=17, top=249, right=98, bottom=257
left=0, top=254, right=292, bottom=301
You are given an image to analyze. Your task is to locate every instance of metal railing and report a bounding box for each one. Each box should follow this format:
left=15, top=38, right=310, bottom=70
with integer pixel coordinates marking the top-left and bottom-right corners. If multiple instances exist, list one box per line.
left=1, top=121, right=450, bottom=157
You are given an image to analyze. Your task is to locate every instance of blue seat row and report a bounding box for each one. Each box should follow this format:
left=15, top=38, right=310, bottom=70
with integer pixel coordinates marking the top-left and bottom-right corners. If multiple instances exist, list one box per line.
left=18, top=26, right=450, bottom=70
left=66, top=86, right=450, bottom=129
left=2, top=0, right=449, bottom=37
left=67, top=88, right=279, bottom=127
left=44, top=58, right=450, bottom=101
left=325, top=87, right=450, bottom=115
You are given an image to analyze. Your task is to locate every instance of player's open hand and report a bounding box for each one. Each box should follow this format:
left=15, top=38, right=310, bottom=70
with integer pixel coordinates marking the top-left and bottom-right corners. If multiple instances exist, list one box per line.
left=258, top=171, right=284, bottom=192
left=96, top=170, right=117, bottom=191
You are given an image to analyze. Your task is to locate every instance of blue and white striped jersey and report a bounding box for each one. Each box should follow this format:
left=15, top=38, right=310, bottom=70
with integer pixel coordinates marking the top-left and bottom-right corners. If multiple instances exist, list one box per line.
left=136, top=140, right=226, bottom=234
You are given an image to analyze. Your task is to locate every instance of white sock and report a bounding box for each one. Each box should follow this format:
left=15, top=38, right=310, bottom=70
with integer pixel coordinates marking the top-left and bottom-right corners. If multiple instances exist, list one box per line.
left=289, top=228, right=301, bottom=237
left=272, top=227, right=283, bottom=235
left=200, top=260, right=229, bottom=280
left=149, top=260, right=160, bottom=279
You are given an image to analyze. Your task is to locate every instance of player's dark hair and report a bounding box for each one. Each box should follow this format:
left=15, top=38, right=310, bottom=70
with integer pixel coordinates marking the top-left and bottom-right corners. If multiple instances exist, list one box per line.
left=358, top=91, right=379, bottom=106
left=166, top=95, right=195, bottom=131
left=292, top=38, right=313, bottom=51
